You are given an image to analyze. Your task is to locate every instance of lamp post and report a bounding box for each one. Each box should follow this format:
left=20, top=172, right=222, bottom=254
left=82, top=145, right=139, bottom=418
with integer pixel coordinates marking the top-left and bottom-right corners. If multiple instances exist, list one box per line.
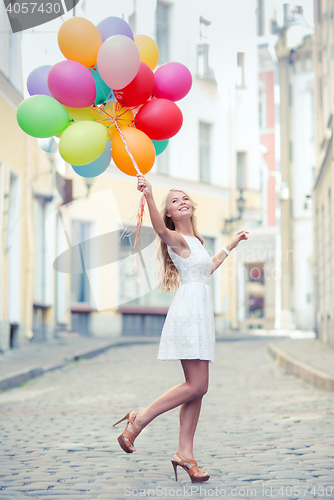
left=84, top=177, right=94, bottom=196
left=222, top=188, right=246, bottom=234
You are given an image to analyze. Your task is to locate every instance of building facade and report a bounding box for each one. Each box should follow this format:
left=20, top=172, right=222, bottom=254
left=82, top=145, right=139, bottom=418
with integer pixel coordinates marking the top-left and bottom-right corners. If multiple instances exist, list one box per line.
left=1, top=0, right=268, bottom=350
left=312, top=0, right=334, bottom=345
left=0, top=6, right=58, bottom=351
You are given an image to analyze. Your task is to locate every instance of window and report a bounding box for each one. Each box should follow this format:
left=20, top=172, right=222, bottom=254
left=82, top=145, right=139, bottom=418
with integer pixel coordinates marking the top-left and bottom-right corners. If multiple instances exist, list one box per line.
left=329, top=189, right=332, bottom=306
left=236, top=52, right=245, bottom=87
left=156, top=146, right=169, bottom=175
left=34, top=198, right=46, bottom=303
left=156, top=2, right=170, bottom=64
left=71, top=220, right=91, bottom=304
left=245, top=263, right=265, bottom=319
left=288, top=84, right=293, bottom=106
left=199, top=122, right=211, bottom=182
left=259, top=88, right=266, bottom=129
left=236, top=152, right=246, bottom=189
left=128, top=11, right=137, bottom=35
left=310, top=90, right=315, bottom=139
left=197, top=17, right=215, bottom=81
left=257, top=0, right=265, bottom=36
left=322, top=204, right=325, bottom=304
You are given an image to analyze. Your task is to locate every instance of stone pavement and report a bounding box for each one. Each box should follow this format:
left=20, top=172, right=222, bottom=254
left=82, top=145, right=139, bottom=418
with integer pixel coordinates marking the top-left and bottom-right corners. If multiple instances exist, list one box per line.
left=1, top=328, right=333, bottom=395
left=0, top=330, right=282, bottom=392
left=0, top=339, right=334, bottom=500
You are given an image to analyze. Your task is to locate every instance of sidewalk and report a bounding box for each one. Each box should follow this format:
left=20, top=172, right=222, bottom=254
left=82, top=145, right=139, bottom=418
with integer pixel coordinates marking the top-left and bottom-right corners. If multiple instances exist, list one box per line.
left=1, top=329, right=334, bottom=392
left=268, top=336, right=334, bottom=391
left=0, top=332, right=159, bottom=391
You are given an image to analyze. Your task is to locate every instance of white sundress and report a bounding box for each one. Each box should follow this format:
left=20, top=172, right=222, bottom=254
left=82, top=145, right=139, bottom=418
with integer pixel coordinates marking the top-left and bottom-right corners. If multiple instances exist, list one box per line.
left=157, top=234, right=215, bottom=363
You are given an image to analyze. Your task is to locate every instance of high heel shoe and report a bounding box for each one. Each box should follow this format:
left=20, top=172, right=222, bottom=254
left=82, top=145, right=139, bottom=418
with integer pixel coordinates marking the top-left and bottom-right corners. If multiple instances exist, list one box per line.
left=171, top=452, right=210, bottom=483
left=113, top=411, right=139, bottom=453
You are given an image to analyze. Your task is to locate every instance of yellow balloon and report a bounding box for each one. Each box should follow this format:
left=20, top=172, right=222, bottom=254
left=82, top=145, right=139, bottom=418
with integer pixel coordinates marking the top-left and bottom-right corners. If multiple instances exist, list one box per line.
left=92, top=102, right=134, bottom=137
left=64, top=106, right=95, bottom=122
left=56, top=107, right=94, bottom=137
left=59, top=121, right=107, bottom=166
left=134, top=35, right=159, bottom=70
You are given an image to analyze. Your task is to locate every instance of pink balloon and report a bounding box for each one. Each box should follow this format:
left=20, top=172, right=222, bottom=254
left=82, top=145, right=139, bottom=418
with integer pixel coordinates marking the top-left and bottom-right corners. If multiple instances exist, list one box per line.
left=97, top=35, right=140, bottom=90
left=154, top=62, right=192, bottom=102
left=47, top=60, right=96, bottom=108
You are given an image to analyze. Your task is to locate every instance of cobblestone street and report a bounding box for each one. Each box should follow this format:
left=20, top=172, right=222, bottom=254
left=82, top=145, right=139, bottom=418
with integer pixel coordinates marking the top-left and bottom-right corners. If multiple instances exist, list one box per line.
left=1, top=339, right=334, bottom=500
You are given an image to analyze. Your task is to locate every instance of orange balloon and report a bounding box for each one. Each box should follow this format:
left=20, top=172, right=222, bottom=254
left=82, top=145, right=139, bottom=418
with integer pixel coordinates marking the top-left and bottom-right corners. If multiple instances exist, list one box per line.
left=134, top=35, right=159, bottom=70
left=58, top=17, right=102, bottom=68
left=111, top=127, right=155, bottom=175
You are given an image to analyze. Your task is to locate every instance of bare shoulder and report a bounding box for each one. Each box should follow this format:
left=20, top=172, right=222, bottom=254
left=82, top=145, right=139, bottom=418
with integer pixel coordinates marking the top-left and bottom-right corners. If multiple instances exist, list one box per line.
left=158, top=228, right=187, bottom=255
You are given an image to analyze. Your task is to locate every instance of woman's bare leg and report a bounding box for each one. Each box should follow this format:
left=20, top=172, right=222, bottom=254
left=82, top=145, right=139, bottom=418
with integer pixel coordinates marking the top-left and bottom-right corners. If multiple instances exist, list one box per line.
left=178, top=396, right=203, bottom=456
left=123, top=359, right=209, bottom=452
left=173, top=359, right=210, bottom=478
left=178, top=358, right=208, bottom=457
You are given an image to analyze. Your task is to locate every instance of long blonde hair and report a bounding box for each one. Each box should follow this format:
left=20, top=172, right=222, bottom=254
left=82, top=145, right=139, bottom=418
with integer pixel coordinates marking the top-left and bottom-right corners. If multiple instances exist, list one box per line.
left=154, top=188, right=203, bottom=295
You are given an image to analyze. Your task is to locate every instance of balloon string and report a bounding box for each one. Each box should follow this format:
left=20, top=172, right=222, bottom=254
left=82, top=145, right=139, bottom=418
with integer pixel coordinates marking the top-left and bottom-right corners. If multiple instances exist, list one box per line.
left=112, top=120, right=148, bottom=285
left=91, top=105, right=148, bottom=285
left=113, top=121, right=140, bottom=174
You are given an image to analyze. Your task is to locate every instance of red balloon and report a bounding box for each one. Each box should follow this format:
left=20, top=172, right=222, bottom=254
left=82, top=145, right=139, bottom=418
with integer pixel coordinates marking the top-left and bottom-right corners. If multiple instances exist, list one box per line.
left=135, top=98, right=183, bottom=140
left=114, top=62, right=155, bottom=107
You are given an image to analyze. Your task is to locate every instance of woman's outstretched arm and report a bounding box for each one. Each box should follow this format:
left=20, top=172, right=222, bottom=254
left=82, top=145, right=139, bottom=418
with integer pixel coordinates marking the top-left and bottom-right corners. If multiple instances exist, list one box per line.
left=211, top=230, right=249, bottom=274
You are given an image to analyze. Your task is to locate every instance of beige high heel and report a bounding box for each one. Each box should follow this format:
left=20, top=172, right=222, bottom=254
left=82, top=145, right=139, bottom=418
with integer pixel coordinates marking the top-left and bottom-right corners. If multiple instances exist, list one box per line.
left=171, top=452, right=210, bottom=482
left=113, top=411, right=139, bottom=453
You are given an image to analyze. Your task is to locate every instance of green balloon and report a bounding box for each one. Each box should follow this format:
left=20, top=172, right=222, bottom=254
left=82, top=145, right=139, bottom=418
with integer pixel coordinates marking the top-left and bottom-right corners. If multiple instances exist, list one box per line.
left=17, top=95, right=70, bottom=138
left=152, top=139, right=169, bottom=156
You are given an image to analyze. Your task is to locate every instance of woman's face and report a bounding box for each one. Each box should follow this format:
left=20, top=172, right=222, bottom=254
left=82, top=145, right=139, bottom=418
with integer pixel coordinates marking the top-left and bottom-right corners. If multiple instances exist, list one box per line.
left=166, top=191, right=193, bottom=221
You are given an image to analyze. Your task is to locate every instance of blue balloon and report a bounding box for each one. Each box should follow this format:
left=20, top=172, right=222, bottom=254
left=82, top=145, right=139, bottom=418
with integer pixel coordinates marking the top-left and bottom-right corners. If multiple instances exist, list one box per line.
left=71, top=139, right=111, bottom=178
left=90, top=66, right=111, bottom=105
left=105, top=90, right=117, bottom=103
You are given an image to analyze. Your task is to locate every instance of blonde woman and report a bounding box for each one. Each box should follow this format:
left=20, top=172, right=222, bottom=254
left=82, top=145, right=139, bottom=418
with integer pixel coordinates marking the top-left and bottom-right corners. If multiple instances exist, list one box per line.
left=113, top=173, right=249, bottom=483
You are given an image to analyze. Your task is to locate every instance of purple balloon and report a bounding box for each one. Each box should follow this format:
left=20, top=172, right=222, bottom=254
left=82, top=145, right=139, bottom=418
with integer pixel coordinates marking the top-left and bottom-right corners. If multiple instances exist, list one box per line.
left=27, top=65, right=53, bottom=97
left=47, top=60, right=96, bottom=108
left=96, top=16, right=134, bottom=43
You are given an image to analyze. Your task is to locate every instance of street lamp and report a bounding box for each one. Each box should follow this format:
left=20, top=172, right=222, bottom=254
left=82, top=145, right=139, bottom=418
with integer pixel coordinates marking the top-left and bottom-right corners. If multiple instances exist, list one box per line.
left=222, top=188, right=246, bottom=234
left=84, top=177, right=94, bottom=196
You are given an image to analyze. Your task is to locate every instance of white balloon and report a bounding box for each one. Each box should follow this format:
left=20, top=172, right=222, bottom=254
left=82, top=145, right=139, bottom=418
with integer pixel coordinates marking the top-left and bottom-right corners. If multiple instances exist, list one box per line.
left=97, top=35, right=140, bottom=90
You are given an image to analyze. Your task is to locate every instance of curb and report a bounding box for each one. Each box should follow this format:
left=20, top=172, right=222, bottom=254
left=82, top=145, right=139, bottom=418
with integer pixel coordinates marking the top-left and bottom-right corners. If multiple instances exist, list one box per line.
left=268, top=342, right=334, bottom=391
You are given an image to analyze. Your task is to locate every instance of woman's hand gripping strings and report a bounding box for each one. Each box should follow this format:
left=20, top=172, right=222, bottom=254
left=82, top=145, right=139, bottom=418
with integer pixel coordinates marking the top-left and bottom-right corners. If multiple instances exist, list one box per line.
left=137, top=173, right=152, bottom=199
left=136, top=173, right=168, bottom=236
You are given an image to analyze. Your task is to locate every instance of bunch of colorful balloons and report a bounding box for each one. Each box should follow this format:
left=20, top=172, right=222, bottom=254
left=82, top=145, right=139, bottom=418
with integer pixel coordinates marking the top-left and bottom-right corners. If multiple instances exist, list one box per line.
left=17, top=16, right=192, bottom=179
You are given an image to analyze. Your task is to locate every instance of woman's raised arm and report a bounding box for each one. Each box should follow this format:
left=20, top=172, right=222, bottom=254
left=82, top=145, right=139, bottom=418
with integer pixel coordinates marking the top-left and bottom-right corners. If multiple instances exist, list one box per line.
left=137, top=173, right=166, bottom=236
left=136, top=174, right=182, bottom=249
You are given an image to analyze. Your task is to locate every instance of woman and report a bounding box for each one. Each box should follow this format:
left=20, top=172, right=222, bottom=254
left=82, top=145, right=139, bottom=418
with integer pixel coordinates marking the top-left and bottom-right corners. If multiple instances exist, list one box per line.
left=113, top=173, right=249, bottom=483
